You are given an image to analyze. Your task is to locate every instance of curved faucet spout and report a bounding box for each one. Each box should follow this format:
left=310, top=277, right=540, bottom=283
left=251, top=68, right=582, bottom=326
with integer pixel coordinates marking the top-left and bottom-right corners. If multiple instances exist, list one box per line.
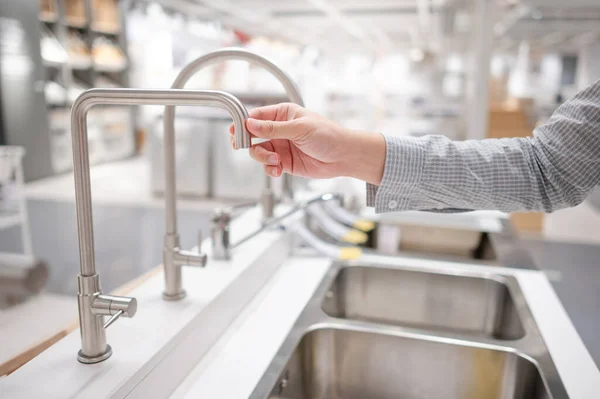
left=72, top=88, right=249, bottom=276
left=163, top=48, right=304, bottom=232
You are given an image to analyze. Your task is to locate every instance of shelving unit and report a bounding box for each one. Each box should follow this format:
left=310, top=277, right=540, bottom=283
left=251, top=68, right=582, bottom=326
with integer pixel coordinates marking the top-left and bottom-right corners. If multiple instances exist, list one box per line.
left=39, top=0, right=135, bottom=174
left=0, top=147, right=32, bottom=255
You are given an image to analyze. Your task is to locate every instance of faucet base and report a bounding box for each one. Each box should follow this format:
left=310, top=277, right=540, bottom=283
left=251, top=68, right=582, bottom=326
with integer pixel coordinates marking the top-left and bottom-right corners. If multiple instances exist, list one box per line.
left=162, top=290, right=186, bottom=301
left=77, top=345, right=112, bottom=364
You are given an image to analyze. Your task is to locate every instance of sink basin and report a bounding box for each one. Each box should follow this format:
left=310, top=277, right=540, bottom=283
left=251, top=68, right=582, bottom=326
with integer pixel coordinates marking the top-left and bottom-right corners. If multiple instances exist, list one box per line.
left=251, top=262, right=567, bottom=399
left=322, top=266, right=524, bottom=340
left=370, top=223, right=497, bottom=263
left=268, top=327, right=549, bottom=399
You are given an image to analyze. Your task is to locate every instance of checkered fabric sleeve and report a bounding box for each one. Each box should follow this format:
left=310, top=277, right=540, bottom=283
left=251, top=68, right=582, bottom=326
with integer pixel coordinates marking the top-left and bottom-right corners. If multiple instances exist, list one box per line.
left=367, top=79, right=600, bottom=214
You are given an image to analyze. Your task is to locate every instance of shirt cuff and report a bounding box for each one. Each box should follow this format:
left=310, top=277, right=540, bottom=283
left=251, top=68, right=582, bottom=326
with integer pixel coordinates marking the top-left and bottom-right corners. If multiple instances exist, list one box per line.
left=365, top=135, right=426, bottom=213
left=366, top=182, right=377, bottom=207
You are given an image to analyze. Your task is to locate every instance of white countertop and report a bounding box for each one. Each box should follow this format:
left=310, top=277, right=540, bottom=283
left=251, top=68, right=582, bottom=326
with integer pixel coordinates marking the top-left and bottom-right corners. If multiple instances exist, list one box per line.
left=0, top=208, right=297, bottom=399
left=171, top=255, right=600, bottom=399
left=2, top=207, right=599, bottom=398
left=0, top=293, right=76, bottom=370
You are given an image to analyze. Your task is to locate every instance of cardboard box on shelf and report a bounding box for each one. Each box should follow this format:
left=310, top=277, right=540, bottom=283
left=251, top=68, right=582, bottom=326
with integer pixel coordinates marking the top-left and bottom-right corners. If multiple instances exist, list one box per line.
left=64, top=0, right=87, bottom=27
left=92, top=0, right=121, bottom=33
left=399, top=225, right=482, bottom=257
left=40, top=0, right=58, bottom=21
left=510, top=212, right=545, bottom=235
left=488, top=100, right=534, bottom=139
left=489, top=76, right=509, bottom=105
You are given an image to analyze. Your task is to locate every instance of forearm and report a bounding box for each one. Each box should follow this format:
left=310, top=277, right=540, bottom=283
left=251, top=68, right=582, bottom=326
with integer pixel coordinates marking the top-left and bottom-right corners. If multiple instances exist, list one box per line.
left=366, top=134, right=564, bottom=213
left=363, top=79, right=600, bottom=213
left=341, top=129, right=386, bottom=186
left=343, top=130, right=559, bottom=213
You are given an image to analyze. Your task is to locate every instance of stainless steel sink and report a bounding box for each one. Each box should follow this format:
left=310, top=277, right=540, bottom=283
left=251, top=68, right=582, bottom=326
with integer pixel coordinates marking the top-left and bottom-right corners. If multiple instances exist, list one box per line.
left=266, top=327, right=548, bottom=399
left=322, top=266, right=524, bottom=340
left=250, top=261, right=568, bottom=399
left=365, top=218, right=539, bottom=271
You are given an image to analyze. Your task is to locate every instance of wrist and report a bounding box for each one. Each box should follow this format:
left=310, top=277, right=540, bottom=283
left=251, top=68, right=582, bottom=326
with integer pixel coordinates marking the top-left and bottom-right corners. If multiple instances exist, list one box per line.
left=341, top=129, right=386, bottom=186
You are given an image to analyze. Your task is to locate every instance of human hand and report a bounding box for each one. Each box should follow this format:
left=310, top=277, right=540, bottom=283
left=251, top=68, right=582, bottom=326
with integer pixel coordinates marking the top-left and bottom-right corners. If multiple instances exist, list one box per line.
left=229, top=103, right=386, bottom=185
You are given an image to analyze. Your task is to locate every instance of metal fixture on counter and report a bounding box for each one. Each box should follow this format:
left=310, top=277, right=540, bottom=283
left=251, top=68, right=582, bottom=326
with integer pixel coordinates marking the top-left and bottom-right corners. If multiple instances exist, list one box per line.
left=211, top=193, right=341, bottom=260
left=71, top=88, right=250, bottom=363
left=250, top=261, right=569, bottom=398
left=321, top=200, right=377, bottom=233
left=163, top=48, right=305, bottom=223
left=305, top=202, right=369, bottom=245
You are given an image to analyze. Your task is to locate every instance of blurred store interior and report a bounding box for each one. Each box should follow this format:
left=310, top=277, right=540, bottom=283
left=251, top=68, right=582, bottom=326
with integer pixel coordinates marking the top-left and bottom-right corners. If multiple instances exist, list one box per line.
left=0, top=0, right=600, bottom=395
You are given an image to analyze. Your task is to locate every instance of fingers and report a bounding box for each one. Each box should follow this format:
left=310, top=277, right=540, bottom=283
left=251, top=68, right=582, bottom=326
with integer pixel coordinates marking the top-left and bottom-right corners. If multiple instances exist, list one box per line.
left=250, top=142, right=283, bottom=178
left=229, top=103, right=300, bottom=140
left=248, top=103, right=293, bottom=122
left=265, top=165, right=282, bottom=178
left=246, top=118, right=302, bottom=140
left=249, top=143, right=280, bottom=166
left=230, top=118, right=293, bottom=139
left=229, top=123, right=256, bottom=149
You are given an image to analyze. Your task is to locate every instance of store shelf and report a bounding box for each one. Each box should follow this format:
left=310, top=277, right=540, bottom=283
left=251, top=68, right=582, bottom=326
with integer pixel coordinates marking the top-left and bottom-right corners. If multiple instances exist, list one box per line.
left=65, top=19, right=88, bottom=29
left=41, top=26, right=68, bottom=67
left=93, top=62, right=127, bottom=73
left=91, top=25, right=121, bottom=35
left=35, top=0, right=135, bottom=174
left=42, top=58, right=66, bottom=68
left=68, top=59, right=93, bottom=70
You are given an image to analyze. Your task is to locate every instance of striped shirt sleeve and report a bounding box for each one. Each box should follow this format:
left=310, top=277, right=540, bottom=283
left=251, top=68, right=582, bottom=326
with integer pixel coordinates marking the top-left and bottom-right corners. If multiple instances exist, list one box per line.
left=367, top=79, right=600, bottom=213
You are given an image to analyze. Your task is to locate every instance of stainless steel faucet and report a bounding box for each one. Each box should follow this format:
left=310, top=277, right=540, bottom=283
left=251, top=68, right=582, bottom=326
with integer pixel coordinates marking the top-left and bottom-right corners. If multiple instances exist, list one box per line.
left=163, top=48, right=304, bottom=225
left=211, top=193, right=341, bottom=260
left=71, top=88, right=250, bottom=363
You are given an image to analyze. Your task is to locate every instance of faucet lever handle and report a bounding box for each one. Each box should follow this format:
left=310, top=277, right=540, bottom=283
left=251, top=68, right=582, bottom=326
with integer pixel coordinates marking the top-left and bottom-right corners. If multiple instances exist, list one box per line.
left=103, top=309, right=124, bottom=329
left=211, top=209, right=232, bottom=261
left=92, top=294, right=138, bottom=329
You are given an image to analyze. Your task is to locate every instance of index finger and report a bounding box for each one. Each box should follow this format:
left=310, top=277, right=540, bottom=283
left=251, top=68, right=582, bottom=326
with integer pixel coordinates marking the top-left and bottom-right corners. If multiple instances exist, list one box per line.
left=229, top=103, right=293, bottom=135
left=250, top=103, right=295, bottom=121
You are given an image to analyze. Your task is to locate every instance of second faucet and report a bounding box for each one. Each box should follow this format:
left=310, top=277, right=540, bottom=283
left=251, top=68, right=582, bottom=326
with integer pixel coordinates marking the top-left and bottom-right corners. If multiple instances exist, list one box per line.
left=162, top=48, right=305, bottom=300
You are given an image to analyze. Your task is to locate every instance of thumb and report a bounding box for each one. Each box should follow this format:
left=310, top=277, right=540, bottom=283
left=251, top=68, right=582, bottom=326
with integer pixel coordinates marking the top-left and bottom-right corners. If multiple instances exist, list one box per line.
left=246, top=118, right=300, bottom=140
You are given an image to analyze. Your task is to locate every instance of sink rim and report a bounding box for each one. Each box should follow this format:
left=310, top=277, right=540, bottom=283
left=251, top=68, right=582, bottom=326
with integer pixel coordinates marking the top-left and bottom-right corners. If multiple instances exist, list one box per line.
left=249, top=260, right=570, bottom=399
left=265, top=323, right=548, bottom=399
left=303, top=321, right=535, bottom=362
left=333, top=259, right=516, bottom=286
left=321, top=262, right=528, bottom=341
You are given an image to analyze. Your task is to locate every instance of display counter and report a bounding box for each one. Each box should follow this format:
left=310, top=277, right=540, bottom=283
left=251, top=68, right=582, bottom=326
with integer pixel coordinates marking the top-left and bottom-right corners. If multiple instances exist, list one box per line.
left=2, top=207, right=598, bottom=398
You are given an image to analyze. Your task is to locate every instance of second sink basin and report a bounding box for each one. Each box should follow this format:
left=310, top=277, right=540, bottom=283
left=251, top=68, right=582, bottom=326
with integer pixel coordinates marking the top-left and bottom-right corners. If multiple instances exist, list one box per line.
left=322, top=265, right=524, bottom=340
left=269, top=327, right=548, bottom=399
